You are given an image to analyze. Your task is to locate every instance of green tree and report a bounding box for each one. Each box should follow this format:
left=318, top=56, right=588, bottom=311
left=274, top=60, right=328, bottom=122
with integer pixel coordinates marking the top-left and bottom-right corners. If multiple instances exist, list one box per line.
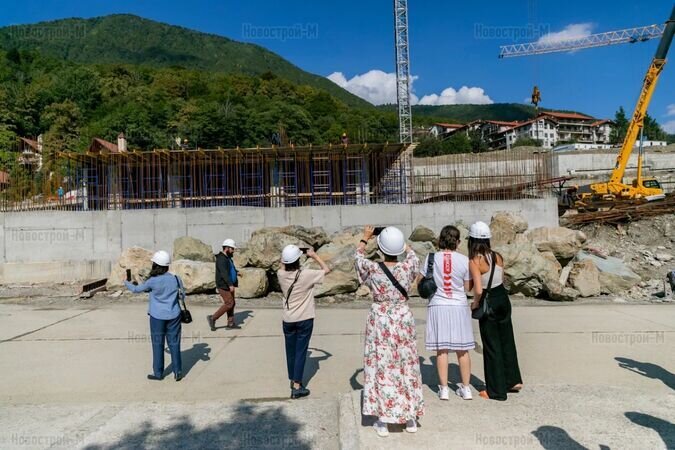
left=643, top=113, right=666, bottom=142
left=512, top=137, right=542, bottom=147
left=468, top=129, right=488, bottom=153
left=610, top=106, right=628, bottom=145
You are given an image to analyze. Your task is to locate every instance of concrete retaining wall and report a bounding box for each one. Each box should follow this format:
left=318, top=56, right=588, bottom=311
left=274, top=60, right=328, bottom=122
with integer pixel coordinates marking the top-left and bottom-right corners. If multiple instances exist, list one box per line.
left=0, top=198, right=558, bottom=284
left=553, top=149, right=675, bottom=192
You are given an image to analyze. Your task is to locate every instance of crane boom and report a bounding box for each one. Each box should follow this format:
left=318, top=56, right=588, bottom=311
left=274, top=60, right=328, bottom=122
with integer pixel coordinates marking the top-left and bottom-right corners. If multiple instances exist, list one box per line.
left=499, top=24, right=664, bottom=58
left=609, top=6, right=674, bottom=186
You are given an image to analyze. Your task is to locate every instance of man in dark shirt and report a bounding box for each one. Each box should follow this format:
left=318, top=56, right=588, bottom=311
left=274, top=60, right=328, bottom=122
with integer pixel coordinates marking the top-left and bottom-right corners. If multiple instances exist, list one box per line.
left=208, top=238, right=239, bottom=330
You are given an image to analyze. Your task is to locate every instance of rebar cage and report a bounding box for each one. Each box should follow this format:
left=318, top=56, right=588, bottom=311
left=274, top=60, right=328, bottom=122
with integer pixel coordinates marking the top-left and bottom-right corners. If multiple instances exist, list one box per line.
left=0, top=144, right=411, bottom=211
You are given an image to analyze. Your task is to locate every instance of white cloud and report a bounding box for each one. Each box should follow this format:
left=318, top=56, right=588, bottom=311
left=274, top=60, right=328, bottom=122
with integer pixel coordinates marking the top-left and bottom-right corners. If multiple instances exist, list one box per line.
left=418, top=86, right=493, bottom=105
left=327, top=70, right=409, bottom=105
left=327, top=69, right=492, bottom=106
left=537, top=23, right=594, bottom=44
left=662, top=120, right=675, bottom=134
left=666, top=104, right=675, bottom=117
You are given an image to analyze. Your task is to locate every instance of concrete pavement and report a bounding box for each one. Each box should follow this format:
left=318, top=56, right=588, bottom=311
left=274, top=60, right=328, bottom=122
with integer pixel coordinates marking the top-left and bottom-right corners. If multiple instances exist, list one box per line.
left=0, top=301, right=673, bottom=449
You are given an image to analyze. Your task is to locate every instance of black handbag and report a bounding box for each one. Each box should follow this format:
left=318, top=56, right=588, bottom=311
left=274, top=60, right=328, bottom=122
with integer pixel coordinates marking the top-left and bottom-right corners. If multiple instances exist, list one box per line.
left=418, top=252, right=438, bottom=300
left=175, top=276, right=192, bottom=324
left=472, top=252, right=496, bottom=321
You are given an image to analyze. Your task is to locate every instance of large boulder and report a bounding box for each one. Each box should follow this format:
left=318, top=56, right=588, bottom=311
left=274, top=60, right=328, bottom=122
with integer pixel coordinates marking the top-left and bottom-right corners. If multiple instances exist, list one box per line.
left=524, top=227, right=587, bottom=260
left=247, top=229, right=310, bottom=271
left=409, top=225, right=437, bottom=245
left=576, top=251, right=641, bottom=294
left=329, top=227, right=379, bottom=259
left=173, top=236, right=215, bottom=263
left=547, top=283, right=581, bottom=301
left=237, top=268, right=268, bottom=298
left=311, top=244, right=359, bottom=297
left=541, top=251, right=563, bottom=272
left=568, top=259, right=601, bottom=297
left=496, top=242, right=561, bottom=297
left=453, top=222, right=470, bottom=256
left=108, top=246, right=154, bottom=289
left=170, top=259, right=215, bottom=294
left=490, top=211, right=528, bottom=246
left=408, top=241, right=437, bottom=266
left=232, top=247, right=251, bottom=268
left=277, top=226, right=329, bottom=248
left=315, top=269, right=360, bottom=298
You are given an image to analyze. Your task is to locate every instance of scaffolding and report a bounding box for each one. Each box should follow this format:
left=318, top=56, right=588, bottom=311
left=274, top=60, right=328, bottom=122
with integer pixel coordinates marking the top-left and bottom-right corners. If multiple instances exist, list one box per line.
left=0, top=144, right=559, bottom=212
left=0, top=144, right=411, bottom=211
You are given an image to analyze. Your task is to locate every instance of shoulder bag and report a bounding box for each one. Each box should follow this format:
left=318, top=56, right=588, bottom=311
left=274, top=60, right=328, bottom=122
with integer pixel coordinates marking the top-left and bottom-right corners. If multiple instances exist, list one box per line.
left=418, top=252, right=437, bottom=300
left=284, top=270, right=302, bottom=310
left=472, top=252, right=496, bottom=321
left=175, top=276, right=192, bottom=324
left=378, top=262, right=409, bottom=300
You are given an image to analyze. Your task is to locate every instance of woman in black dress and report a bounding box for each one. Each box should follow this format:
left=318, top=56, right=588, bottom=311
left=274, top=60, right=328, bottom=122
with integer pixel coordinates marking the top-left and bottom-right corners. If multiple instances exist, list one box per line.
left=468, top=221, right=523, bottom=401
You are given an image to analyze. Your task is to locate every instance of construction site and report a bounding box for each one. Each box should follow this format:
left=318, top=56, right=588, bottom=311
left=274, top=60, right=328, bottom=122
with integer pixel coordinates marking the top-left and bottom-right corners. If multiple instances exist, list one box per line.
left=2, top=3, right=675, bottom=450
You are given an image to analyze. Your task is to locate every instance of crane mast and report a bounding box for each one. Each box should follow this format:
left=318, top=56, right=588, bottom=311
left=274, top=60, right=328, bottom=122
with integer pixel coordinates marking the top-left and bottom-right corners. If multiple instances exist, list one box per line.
left=394, top=0, right=413, bottom=144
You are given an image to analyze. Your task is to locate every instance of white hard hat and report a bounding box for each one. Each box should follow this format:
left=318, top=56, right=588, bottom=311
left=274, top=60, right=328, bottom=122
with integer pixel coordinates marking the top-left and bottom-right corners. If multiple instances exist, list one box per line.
left=281, top=244, right=303, bottom=264
left=222, top=238, right=237, bottom=249
left=151, top=250, right=171, bottom=267
left=469, top=221, right=492, bottom=239
left=377, top=226, right=406, bottom=256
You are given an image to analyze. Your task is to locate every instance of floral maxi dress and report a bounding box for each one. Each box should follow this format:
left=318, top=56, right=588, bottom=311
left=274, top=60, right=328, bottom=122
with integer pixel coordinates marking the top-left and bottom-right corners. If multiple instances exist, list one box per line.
left=355, top=247, right=425, bottom=423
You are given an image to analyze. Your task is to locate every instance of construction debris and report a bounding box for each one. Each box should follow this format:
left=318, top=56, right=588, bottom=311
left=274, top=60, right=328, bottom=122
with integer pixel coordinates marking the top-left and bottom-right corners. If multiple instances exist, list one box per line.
left=79, top=278, right=108, bottom=298
left=561, top=193, right=675, bottom=226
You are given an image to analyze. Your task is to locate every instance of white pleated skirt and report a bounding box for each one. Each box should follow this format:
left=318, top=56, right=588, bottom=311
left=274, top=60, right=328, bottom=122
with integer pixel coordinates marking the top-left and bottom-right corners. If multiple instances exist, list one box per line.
left=425, top=303, right=476, bottom=351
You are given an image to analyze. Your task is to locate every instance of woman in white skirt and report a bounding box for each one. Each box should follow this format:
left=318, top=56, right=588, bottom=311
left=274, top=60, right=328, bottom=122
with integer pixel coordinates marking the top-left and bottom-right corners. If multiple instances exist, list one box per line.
left=420, top=225, right=482, bottom=400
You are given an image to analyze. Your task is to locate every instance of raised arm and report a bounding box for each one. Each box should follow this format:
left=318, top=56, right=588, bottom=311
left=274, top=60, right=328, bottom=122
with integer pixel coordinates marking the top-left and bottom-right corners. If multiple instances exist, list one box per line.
left=355, top=226, right=376, bottom=283
left=124, top=279, right=152, bottom=294
left=307, top=248, right=331, bottom=274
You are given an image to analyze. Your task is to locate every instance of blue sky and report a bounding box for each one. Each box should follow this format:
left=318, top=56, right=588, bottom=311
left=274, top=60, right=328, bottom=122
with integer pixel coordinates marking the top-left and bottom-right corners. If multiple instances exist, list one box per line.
left=2, top=0, right=674, bottom=130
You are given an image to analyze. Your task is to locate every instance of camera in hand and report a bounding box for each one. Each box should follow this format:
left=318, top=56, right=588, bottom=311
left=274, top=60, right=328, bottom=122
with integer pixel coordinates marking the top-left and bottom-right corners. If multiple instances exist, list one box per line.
left=373, top=227, right=385, bottom=236
left=299, top=247, right=310, bottom=254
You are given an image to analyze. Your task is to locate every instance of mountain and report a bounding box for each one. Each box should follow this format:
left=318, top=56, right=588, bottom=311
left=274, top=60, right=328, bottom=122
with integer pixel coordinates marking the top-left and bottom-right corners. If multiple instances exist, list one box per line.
left=0, top=14, right=370, bottom=108
left=377, top=103, right=599, bottom=124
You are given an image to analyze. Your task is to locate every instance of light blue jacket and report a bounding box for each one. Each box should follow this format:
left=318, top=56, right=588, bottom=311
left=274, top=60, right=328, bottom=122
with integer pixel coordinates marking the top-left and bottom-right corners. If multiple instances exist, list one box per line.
left=124, top=273, right=185, bottom=320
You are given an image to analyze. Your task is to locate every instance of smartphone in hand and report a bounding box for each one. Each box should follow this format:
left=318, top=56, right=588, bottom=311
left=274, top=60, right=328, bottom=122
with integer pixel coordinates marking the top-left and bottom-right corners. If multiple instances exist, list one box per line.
left=126, top=269, right=132, bottom=282
left=373, top=227, right=385, bottom=236
left=299, top=248, right=310, bottom=254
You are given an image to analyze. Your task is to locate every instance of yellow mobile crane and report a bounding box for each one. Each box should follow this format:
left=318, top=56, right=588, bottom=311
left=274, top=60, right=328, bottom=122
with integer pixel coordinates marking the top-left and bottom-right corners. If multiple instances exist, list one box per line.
left=500, top=6, right=675, bottom=206
left=577, top=6, right=674, bottom=204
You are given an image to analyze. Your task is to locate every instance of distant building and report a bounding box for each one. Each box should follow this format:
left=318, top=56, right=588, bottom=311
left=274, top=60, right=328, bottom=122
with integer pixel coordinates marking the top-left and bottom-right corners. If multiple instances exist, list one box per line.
left=87, top=133, right=128, bottom=154
left=503, top=117, right=558, bottom=149
left=18, top=135, right=43, bottom=170
left=635, top=140, right=667, bottom=147
left=429, top=123, right=465, bottom=138
left=424, top=112, right=614, bottom=150
left=553, top=143, right=613, bottom=152
left=0, top=170, right=9, bottom=190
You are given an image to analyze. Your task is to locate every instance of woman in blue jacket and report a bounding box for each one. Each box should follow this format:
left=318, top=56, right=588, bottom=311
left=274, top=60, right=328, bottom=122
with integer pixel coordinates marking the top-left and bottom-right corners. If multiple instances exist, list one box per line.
left=124, top=250, right=185, bottom=381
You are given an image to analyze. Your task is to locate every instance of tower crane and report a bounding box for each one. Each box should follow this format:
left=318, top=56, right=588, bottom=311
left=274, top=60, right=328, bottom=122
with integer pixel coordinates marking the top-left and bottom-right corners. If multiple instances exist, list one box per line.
left=499, top=6, right=675, bottom=206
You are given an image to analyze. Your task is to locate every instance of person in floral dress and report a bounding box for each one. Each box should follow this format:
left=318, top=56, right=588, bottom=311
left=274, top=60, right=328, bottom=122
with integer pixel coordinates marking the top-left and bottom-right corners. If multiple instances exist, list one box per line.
left=355, top=225, right=424, bottom=437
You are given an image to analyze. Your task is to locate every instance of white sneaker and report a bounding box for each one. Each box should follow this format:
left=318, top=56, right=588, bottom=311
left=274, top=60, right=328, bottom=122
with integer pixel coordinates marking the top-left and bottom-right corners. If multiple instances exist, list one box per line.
left=405, top=419, right=418, bottom=433
left=456, top=383, right=473, bottom=400
left=373, top=420, right=389, bottom=437
left=438, top=385, right=450, bottom=400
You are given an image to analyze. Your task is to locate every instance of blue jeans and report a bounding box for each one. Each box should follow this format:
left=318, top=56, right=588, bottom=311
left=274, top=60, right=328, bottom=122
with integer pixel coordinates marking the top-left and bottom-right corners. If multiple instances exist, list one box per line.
left=149, top=315, right=182, bottom=378
left=283, top=319, right=314, bottom=383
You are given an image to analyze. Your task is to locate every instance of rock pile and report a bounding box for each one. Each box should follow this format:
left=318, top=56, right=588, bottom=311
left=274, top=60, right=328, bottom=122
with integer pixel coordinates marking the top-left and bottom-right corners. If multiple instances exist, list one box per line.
left=109, top=215, right=659, bottom=301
